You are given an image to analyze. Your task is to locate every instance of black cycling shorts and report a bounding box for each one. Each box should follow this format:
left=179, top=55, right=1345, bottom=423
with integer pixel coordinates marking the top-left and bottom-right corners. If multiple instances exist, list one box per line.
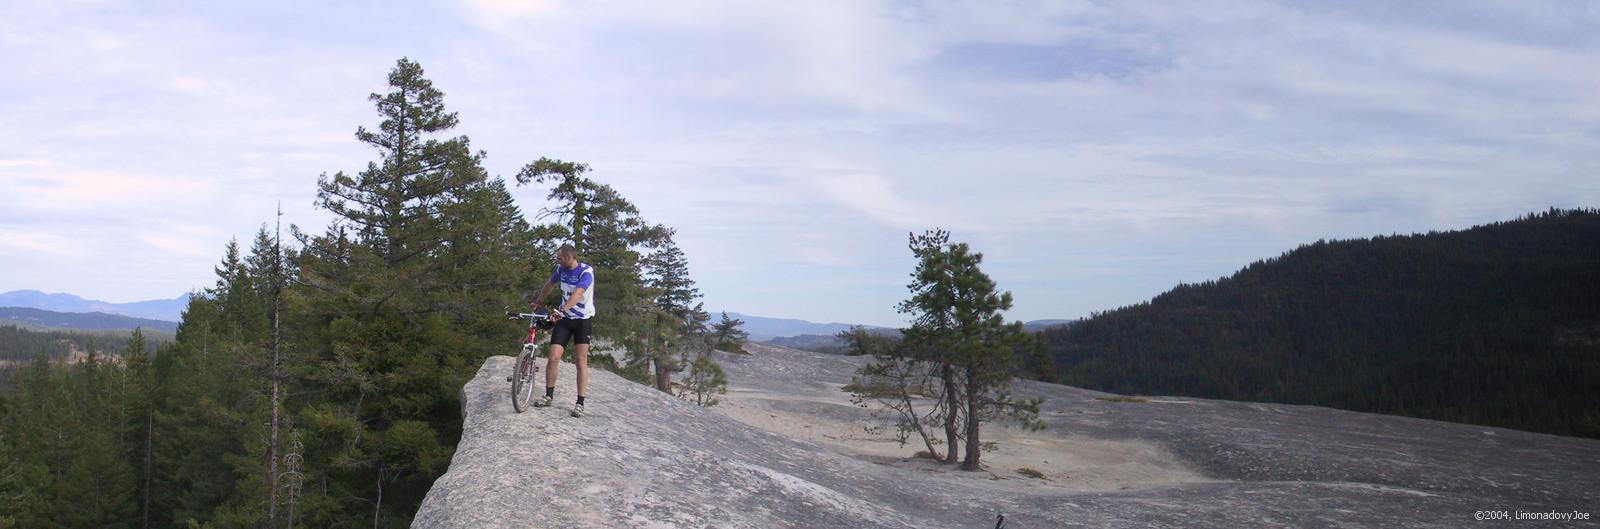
left=549, top=317, right=593, bottom=348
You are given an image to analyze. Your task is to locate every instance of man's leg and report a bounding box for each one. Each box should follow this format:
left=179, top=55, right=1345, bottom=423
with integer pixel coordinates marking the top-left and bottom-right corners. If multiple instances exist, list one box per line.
left=545, top=344, right=566, bottom=392
left=574, top=344, right=590, bottom=399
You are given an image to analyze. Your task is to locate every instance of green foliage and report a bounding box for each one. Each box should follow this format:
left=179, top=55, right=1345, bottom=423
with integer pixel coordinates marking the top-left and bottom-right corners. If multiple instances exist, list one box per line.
left=289, top=57, right=536, bottom=527
left=893, top=229, right=1044, bottom=470
left=0, top=357, right=138, bottom=528
left=515, top=159, right=670, bottom=271
left=1016, top=467, right=1046, bottom=479
left=0, top=324, right=169, bottom=364
left=678, top=354, right=728, bottom=407
left=1040, top=208, right=1600, bottom=439
left=842, top=325, right=947, bottom=457
left=711, top=312, right=749, bottom=354
left=643, top=241, right=700, bottom=315
left=147, top=308, right=241, bottom=527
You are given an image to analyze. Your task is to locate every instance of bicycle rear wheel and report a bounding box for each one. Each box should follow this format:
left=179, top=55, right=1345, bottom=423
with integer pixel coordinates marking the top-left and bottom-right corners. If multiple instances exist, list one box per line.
left=511, top=349, right=539, bottom=413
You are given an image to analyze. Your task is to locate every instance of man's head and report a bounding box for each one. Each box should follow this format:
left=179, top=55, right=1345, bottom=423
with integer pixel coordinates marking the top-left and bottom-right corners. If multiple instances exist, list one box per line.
left=556, top=244, right=579, bottom=270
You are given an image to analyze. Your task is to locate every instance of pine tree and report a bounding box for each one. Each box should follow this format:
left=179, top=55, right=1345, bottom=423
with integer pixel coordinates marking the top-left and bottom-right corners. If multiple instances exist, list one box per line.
left=681, top=355, right=728, bottom=407
left=214, top=238, right=268, bottom=341
left=296, top=57, right=533, bottom=528
left=898, top=229, right=1042, bottom=471
left=643, top=239, right=700, bottom=316
left=900, top=229, right=963, bottom=464
left=121, top=327, right=155, bottom=529
left=0, top=359, right=50, bottom=528
left=44, top=356, right=139, bottom=528
left=642, top=236, right=710, bottom=392
left=0, top=421, right=32, bottom=529
left=150, top=297, right=238, bottom=527
left=711, top=312, right=749, bottom=354
left=640, top=239, right=722, bottom=404
left=514, top=157, right=593, bottom=249
left=195, top=231, right=282, bottom=528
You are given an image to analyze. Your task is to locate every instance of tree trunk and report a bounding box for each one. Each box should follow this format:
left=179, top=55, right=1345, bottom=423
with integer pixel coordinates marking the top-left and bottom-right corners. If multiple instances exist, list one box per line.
left=940, top=252, right=962, bottom=465
left=941, top=362, right=959, bottom=464
left=572, top=180, right=586, bottom=249
left=267, top=208, right=285, bottom=529
left=143, top=412, right=152, bottom=529
left=961, top=367, right=981, bottom=471
left=654, top=358, right=671, bottom=393
left=916, top=418, right=941, bottom=460
left=268, top=375, right=281, bottom=527
left=373, top=465, right=384, bottom=529
left=898, top=368, right=941, bottom=460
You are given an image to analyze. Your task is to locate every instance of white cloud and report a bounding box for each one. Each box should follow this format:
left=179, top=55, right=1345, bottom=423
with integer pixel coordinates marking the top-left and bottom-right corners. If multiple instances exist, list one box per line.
left=87, top=32, right=125, bottom=50
left=138, top=232, right=216, bottom=258
left=169, top=75, right=212, bottom=95
left=811, top=172, right=952, bottom=230
left=467, top=0, right=560, bottom=20
left=0, top=230, right=82, bottom=257
left=0, top=166, right=215, bottom=211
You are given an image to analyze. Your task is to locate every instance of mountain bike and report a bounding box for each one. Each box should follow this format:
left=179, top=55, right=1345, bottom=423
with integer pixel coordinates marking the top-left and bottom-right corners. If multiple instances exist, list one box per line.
left=506, top=308, right=556, bottom=413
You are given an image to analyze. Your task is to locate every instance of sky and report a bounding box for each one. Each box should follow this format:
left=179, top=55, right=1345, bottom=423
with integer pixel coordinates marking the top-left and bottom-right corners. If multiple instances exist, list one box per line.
left=2, top=1, right=1598, bottom=327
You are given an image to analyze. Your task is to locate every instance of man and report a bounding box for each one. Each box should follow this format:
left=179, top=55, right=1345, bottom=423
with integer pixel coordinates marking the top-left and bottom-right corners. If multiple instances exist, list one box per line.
left=530, top=244, right=595, bottom=417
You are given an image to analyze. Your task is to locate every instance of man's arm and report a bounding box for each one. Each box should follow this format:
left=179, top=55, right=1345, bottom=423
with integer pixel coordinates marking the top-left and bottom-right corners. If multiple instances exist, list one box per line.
left=555, top=268, right=594, bottom=317
left=556, top=287, right=586, bottom=316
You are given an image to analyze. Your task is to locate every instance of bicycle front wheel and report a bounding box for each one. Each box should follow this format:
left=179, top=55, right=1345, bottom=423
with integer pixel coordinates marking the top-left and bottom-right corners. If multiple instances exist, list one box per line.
left=511, top=349, right=539, bottom=413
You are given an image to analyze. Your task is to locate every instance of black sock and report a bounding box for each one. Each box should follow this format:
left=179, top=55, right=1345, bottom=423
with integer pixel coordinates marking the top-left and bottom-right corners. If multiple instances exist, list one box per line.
left=576, top=396, right=586, bottom=406
left=545, top=387, right=555, bottom=398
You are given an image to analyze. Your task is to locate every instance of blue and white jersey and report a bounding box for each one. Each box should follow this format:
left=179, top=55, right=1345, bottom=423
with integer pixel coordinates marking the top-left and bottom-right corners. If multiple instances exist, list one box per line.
left=550, top=262, right=596, bottom=319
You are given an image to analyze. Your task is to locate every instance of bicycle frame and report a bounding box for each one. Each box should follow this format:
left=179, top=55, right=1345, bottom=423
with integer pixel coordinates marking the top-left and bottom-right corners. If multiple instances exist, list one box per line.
left=508, top=309, right=554, bottom=413
left=521, top=317, right=541, bottom=348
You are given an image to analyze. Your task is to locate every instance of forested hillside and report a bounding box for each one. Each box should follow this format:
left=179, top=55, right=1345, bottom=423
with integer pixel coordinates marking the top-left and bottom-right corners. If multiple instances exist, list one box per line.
left=1039, top=208, right=1600, bottom=438
left=0, top=58, right=721, bottom=529
left=0, top=324, right=169, bottom=364
left=0, top=306, right=179, bottom=332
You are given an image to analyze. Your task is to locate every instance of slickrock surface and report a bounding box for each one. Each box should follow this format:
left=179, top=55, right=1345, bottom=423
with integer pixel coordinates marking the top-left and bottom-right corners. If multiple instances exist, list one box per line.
left=415, top=345, right=1600, bottom=528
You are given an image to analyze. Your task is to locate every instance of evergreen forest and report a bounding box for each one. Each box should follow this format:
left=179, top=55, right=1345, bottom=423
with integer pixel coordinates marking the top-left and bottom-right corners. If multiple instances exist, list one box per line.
left=1037, top=208, right=1600, bottom=439
left=0, top=324, right=169, bottom=365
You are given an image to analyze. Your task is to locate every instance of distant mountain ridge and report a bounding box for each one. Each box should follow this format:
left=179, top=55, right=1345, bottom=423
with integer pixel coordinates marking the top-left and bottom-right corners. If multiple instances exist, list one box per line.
left=1023, top=319, right=1076, bottom=332
left=0, top=307, right=179, bottom=333
left=738, top=314, right=1070, bottom=354
left=0, top=290, right=187, bottom=322
left=714, top=311, right=890, bottom=342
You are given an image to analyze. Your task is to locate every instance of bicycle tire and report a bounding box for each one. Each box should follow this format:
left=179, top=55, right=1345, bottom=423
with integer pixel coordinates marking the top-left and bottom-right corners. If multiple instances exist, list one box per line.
left=511, top=349, right=539, bottom=413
